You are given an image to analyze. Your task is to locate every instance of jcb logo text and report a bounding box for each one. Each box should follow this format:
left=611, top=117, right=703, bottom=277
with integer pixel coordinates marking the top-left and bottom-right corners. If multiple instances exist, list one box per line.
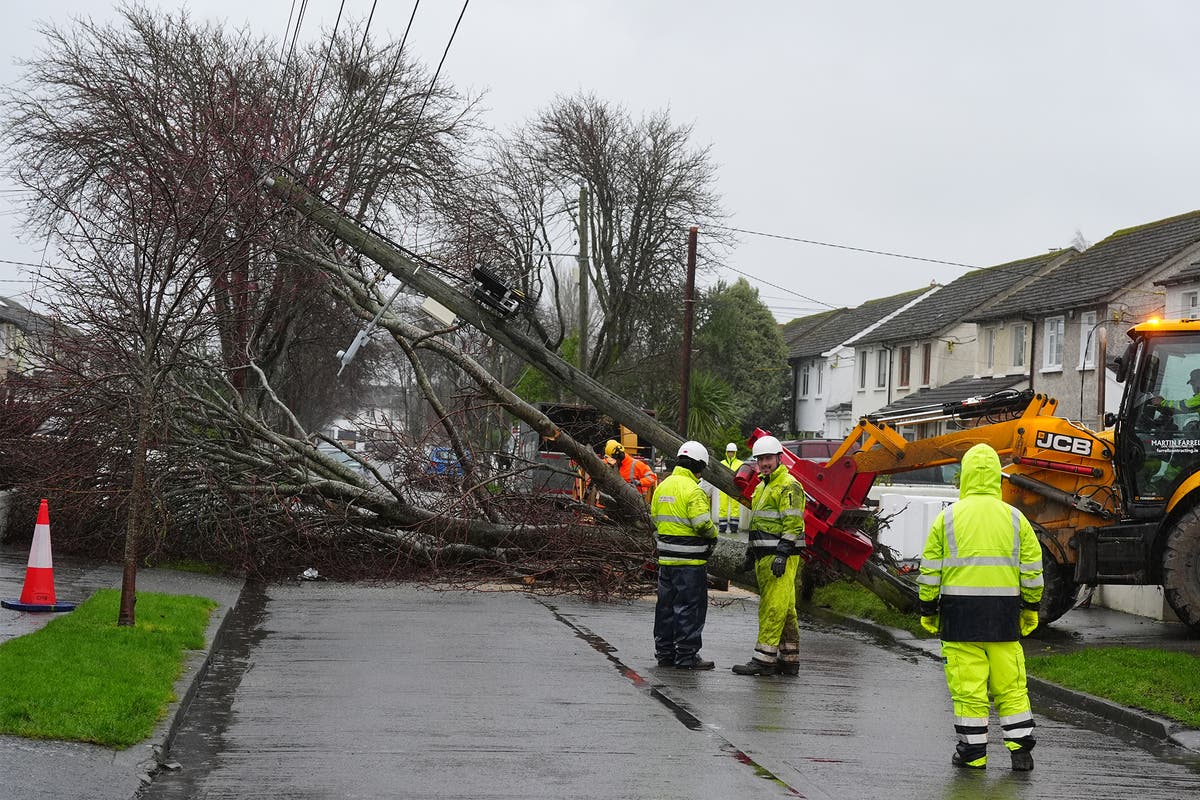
left=1035, top=431, right=1091, bottom=456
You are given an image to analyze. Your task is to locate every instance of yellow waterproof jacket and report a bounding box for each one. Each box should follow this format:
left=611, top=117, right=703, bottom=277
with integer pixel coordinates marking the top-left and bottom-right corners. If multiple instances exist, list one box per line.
left=650, top=466, right=718, bottom=566
left=747, top=463, right=806, bottom=558
left=918, top=444, right=1044, bottom=641
left=718, top=456, right=743, bottom=521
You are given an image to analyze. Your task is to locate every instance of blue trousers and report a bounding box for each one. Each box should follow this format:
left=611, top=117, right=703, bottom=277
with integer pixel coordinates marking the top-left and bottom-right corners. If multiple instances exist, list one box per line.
left=654, top=564, right=709, bottom=665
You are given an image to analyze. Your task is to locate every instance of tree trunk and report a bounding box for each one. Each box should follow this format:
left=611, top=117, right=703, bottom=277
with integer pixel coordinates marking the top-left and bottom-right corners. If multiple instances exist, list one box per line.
left=118, top=383, right=155, bottom=627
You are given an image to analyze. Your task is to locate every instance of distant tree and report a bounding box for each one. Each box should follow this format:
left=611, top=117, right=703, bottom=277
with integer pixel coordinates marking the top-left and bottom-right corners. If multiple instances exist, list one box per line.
left=445, top=93, right=728, bottom=403
left=694, top=278, right=789, bottom=433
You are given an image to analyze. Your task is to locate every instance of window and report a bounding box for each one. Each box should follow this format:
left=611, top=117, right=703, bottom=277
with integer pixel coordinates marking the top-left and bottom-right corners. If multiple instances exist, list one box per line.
left=1079, top=311, right=1098, bottom=369
left=858, top=350, right=868, bottom=389
left=1012, top=324, right=1027, bottom=368
left=800, top=363, right=811, bottom=397
left=875, top=349, right=888, bottom=388
left=985, top=327, right=997, bottom=370
left=1184, top=290, right=1200, bottom=320
left=1043, top=316, right=1065, bottom=370
left=898, top=346, right=911, bottom=387
left=816, top=363, right=824, bottom=396
left=921, top=342, right=932, bottom=385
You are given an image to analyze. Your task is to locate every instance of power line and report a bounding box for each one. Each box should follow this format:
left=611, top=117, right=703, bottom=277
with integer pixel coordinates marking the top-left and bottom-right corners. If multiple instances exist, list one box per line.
left=711, top=223, right=980, bottom=270
left=0, top=258, right=44, bottom=269
left=721, top=263, right=838, bottom=310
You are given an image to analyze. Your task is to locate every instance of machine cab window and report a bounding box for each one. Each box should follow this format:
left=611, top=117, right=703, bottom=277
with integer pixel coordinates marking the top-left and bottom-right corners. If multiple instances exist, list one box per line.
left=1123, top=333, right=1200, bottom=503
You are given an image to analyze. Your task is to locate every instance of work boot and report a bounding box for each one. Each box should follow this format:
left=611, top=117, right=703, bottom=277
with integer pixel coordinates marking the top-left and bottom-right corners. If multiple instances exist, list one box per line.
left=775, top=662, right=799, bottom=676
left=1010, top=748, right=1034, bottom=772
left=731, top=660, right=774, bottom=676
left=656, top=659, right=675, bottom=668
left=675, top=657, right=715, bottom=670
left=951, top=752, right=986, bottom=770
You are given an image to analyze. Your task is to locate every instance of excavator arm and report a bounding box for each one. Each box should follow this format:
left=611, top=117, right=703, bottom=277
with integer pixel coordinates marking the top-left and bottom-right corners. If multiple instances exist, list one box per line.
left=741, top=390, right=1116, bottom=611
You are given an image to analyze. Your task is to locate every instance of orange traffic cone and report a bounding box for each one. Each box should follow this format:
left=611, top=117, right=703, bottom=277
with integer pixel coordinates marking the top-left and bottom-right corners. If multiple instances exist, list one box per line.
left=2, top=499, right=76, bottom=613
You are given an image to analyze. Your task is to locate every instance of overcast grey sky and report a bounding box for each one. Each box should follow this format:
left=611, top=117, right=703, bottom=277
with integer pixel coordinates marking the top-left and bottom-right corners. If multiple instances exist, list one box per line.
left=2, top=1, right=1199, bottom=322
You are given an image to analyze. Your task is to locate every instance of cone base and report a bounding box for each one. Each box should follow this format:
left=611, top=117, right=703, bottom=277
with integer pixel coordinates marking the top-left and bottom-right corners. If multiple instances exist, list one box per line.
left=1, top=599, right=76, bottom=613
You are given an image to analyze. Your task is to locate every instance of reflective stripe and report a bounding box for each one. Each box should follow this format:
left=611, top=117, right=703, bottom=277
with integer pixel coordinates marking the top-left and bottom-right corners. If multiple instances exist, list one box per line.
left=652, top=514, right=691, bottom=525
left=748, top=531, right=783, bottom=547
left=943, top=556, right=1018, bottom=567
left=916, top=574, right=941, bottom=586
left=945, top=507, right=957, bottom=554
left=781, top=508, right=805, bottom=517
left=753, top=509, right=784, bottom=519
left=1021, top=575, right=1045, bottom=588
left=921, top=558, right=943, bottom=570
left=999, top=711, right=1034, bottom=726
left=657, top=542, right=711, bottom=555
left=690, top=513, right=712, bottom=527
left=941, top=585, right=1020, bottom=596
left=1020, top=560, right=1042, bottom=571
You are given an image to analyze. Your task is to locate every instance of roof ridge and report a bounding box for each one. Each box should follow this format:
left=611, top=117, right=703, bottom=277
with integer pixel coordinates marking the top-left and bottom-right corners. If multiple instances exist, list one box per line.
left=1104, top=209, right=1200, bottom=242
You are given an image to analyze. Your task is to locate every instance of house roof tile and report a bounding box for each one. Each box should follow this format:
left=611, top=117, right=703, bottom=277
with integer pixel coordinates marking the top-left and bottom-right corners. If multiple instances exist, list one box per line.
left=973, top=210, right=1200, bottom=320
left=870, top=374, right=1028, bottom=417
left=858, top=250, right=1073, bottom=345
left=787, top=287, right=930, bottom=360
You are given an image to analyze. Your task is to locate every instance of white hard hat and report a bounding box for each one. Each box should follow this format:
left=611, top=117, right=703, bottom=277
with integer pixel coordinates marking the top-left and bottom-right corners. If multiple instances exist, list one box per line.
left=725, top=442, right=737, bottom=452
left=751, top=435, right=784, bottom=459
left=677, top=440, right=709, bottom=466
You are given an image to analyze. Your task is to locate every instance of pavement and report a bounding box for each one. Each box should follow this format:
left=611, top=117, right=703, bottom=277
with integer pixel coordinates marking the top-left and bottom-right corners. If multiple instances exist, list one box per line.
left=1, top=540, right=1199, bottom=798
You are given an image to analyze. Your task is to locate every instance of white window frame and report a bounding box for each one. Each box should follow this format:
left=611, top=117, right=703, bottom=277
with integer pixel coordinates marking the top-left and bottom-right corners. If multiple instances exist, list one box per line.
left=875, top=349, right=888, bottom=389
left=1183, top=290, right=1200, bottom=320
left=985, top=327, right=997, bottom=371
left=1078, top=311, right=1098, bottom=370
left=1012, top=324, right=1026, bottom=369
left=858, top=350, right=868, bottom=390
left=816, top=363, right=824, bottom=397
left=800, top=362, right=811, bottom=397
left=1043, top=316, right=1065, bottom=372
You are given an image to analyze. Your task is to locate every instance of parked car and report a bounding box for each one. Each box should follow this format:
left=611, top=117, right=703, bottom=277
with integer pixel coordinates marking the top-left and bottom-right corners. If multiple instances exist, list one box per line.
left=781, top=438, right=851, bottom=462
left=426, top=446, right=464, bottom=477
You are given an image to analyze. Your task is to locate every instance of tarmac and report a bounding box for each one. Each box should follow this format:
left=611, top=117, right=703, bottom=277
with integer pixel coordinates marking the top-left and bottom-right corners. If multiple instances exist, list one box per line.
left=1, top=541, right=1199, bottom=799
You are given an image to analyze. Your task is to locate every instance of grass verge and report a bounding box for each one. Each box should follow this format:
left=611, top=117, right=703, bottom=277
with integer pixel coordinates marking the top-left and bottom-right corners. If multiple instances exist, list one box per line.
left=1026, top=647, right=1200, bottom=728
left=809, top=578, right=930, bottom=638
left=0, top=589, right=216, bottom=748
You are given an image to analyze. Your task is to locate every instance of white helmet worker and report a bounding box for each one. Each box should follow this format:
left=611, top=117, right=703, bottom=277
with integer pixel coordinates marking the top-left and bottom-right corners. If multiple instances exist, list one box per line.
left=725, top=442, right=737, bottom=453
left=751, top=435, right=784, bottom=459
left=677, top=440, right=709, bottom=466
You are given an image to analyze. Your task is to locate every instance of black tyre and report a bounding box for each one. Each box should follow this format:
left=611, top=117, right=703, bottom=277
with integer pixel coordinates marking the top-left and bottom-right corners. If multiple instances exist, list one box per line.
left=1162, top=506, right=1200, bottom=630
left=1038, top=543, right=1080, bottom=626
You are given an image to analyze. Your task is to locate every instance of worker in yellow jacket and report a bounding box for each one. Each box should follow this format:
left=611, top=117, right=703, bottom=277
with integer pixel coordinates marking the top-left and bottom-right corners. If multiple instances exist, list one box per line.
left=919, top=443, right=1043, bottom=771
left=718, top=443, right=743, bottom=532
left=650, top=441, right=718, bottom=670
left=731, top=435, right=805, bottom=676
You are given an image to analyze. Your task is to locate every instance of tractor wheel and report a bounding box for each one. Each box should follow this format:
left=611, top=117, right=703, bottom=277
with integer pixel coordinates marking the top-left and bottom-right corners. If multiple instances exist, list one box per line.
left=1162, top=507, right=1200, bottom=630
left=1038, top=544, right=1080, bottom=626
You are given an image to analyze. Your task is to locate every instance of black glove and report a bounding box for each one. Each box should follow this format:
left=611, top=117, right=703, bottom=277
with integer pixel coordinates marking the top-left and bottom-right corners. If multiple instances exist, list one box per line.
left=770, top=555, right=787, bottom=577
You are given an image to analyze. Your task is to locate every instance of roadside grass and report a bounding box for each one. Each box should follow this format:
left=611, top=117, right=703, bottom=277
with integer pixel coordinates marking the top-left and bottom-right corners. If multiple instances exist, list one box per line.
left=0, top=589, right=216, bottom=748
left=808, top=578, right=930, bottom=638
left=810, top=578, right=1200, bottom=728
left=1026, top=648, right=1200, bottom=728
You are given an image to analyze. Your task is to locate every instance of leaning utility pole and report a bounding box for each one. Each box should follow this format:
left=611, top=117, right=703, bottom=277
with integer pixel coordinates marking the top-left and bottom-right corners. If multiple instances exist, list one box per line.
left=577, top=187, right=589, bottom=375
left=258, top=171, right=738, bottom=499
left=677, top=226, right=698, bottom=436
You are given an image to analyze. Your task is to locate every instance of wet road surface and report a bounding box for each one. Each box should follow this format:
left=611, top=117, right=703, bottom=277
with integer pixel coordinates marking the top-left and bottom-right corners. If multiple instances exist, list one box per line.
left=139, top=583, right=1200, bottom=800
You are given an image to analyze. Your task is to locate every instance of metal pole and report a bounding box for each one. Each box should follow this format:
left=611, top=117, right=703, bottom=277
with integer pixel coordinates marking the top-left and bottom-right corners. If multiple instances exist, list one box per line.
left=678, top=226, right=698, bottom=436
left=1097, top=323, right=1108, bottom=426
